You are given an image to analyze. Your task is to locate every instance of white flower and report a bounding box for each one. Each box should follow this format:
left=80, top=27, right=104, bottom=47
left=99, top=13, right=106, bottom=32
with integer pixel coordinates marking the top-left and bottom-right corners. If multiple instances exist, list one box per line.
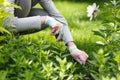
left=87, top=3, right=99, bottom=20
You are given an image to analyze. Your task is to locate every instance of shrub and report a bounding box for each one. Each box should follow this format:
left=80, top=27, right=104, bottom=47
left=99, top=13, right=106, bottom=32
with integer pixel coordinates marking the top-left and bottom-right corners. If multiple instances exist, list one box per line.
left=92, top=0, right=120, bottom=79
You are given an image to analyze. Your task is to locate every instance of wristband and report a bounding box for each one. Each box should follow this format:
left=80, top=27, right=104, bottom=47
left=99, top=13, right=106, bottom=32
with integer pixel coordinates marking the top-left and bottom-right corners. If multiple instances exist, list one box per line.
left=68, top=45, right=78, bottom=53
left=45, top=16, right=56, bottom=28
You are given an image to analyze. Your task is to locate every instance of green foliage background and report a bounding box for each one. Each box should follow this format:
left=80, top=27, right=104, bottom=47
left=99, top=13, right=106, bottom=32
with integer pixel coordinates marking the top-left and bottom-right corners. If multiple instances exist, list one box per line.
left=0, top=0, right=120, bottom=80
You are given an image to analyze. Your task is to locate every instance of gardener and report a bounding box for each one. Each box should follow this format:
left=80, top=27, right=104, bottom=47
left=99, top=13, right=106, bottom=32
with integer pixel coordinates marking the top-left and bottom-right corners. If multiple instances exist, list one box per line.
left=3, top=0, right=88, bottom=64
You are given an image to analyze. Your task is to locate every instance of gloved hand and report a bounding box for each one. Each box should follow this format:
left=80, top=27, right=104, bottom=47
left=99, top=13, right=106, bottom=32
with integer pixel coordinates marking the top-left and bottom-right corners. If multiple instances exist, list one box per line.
left=45, top=16, right=63, bottom=41
left=68, top=45, right=88, bottom=64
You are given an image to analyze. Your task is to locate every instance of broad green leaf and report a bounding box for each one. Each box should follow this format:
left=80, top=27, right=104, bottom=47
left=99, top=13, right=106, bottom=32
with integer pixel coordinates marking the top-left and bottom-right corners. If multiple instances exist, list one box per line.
left=0, top=36, right=5, bottom=41
left=0, top=46, right=3, bottom=49
left=66, top=62, right=72, bottom=70
left=0, top=0, right=4, bottom=3
left=102, top=76, right=110, bottom=80
left=93, top=30, right=107, bottom=38
left=66, top=75, right=73, bottom=80
left=96, top=41, right=105, bottom=46
left=98, top=49, right=104, bottom=55
left=0, top=27, right=11, bottom=35
left=114, top=51, right=120, bottom=63
left=117, top=74, right=120, bottom=80
left=0, top=71, right=7, bottom=80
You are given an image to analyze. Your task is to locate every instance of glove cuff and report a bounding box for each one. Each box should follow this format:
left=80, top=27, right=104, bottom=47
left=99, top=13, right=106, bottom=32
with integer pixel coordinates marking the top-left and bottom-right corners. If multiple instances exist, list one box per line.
left=68, top=45, right=78, bottom=53
left=45, top=16, right=56, bottom=28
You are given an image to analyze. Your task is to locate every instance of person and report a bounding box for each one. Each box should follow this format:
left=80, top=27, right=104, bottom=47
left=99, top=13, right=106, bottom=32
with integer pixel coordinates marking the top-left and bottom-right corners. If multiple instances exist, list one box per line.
left=3, top=0, right=88, bottom=64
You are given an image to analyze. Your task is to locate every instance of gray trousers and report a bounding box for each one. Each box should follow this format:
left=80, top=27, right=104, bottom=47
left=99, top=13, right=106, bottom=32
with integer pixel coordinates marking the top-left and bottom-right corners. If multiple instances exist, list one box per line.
left=5, top=0, right=73, bottom=44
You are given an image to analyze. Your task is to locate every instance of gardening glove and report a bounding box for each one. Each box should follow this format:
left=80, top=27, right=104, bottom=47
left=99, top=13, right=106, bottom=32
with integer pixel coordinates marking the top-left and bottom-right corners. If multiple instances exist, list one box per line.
left=45, top=16, right=63, bottom=41
left=68, top=45, right=88, bottom=64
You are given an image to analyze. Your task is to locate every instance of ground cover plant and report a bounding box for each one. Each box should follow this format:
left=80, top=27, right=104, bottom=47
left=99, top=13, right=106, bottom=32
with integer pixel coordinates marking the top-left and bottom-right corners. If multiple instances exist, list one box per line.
left=0, top=0, right=120, bottom=80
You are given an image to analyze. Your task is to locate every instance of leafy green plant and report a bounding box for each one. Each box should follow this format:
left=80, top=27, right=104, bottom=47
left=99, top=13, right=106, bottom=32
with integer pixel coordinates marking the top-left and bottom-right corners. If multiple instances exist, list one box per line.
left=0, top=0, right=11, bottom=44
left=92, top=0, right=120, bottom=79
left=0, top=0, right=20, bottom=42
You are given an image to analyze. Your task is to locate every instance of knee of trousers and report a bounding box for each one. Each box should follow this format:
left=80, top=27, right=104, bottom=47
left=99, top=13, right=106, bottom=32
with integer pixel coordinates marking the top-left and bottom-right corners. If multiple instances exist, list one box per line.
left=3, top=16, right=42, bottom=33
left=14, top=0, right=32, bottom=18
